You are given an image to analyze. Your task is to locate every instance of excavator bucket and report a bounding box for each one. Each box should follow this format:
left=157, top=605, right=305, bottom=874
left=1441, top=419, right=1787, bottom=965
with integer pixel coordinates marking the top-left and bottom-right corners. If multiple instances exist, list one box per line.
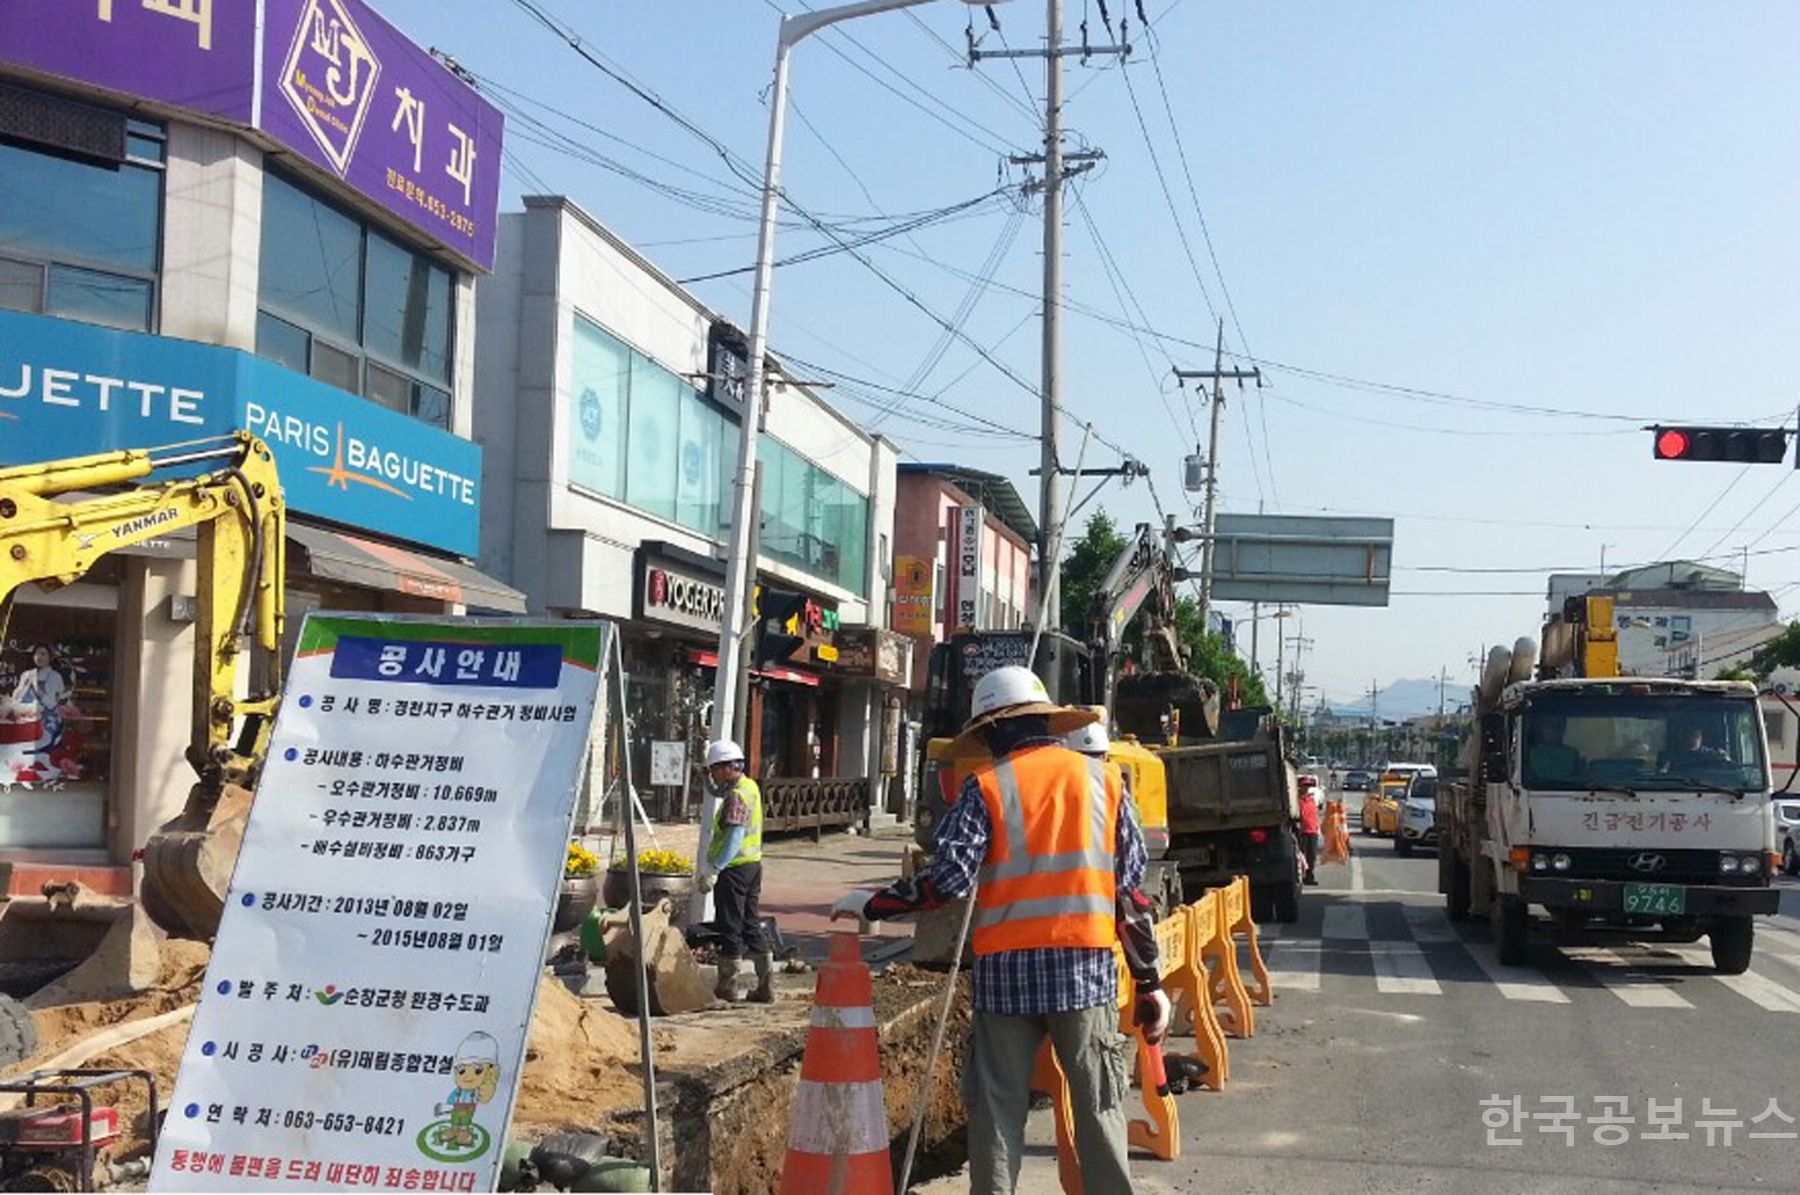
left=139, top=783, right=255, bottom=941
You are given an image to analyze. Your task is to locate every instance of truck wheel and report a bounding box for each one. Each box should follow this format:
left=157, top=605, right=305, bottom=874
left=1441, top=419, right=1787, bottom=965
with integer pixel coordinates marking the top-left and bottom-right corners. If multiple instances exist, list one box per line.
left=0, top=994, right=36, bottom=1068
left=1271, top=880, right=1301, bottom=925
left=1394, top=835, right=1413, bottom=858
left=1446, top=853, right=1471, bottom=923
left=1710, top=916, right=1754, bottom=975
left=1495, top=897, right=1529, bottom=966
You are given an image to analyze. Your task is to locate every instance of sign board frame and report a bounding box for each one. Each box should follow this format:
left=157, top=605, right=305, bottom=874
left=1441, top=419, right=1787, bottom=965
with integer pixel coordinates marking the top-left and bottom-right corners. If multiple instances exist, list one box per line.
left=1208, top=513, right=1394, bottom=607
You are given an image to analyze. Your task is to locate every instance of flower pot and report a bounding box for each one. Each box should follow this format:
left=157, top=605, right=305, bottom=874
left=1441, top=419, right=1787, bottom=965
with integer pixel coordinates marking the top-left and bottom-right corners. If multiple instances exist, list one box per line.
left=554, top=876, right=599, bottom=933
left=602, top=867, right=693, bottom=921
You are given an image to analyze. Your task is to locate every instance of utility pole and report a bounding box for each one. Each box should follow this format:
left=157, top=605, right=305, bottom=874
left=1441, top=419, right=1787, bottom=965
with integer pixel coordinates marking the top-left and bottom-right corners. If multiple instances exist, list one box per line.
left=1437, top=665, right=1448, bottom=724
left=971, top=3, right=1126, bottom=631
left=1173, top=320, right=1261, bottom=627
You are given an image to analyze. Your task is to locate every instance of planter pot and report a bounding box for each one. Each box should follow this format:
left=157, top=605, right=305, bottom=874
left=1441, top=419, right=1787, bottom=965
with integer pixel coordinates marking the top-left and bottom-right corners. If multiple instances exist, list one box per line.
left=602, top=868, right=693, bottom=921
left=554, top=876, right=599, bottom=933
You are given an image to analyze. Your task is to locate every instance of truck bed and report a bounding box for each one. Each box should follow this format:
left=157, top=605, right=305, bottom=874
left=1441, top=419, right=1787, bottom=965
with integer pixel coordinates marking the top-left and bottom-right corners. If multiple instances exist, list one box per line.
left=1160, top=738, right=1297, bottom=831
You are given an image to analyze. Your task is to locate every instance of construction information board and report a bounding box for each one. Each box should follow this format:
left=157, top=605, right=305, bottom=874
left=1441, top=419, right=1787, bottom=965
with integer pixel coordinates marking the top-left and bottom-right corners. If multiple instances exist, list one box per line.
left=151, top=614, right=608, bottom=1193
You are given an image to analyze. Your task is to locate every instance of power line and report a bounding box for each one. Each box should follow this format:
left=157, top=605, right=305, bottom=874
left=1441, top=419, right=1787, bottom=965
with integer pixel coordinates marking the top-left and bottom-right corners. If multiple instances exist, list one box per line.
left=1696, top=472, right=1795, bottom=562
left=1658, top=465, right=1752, bottom=561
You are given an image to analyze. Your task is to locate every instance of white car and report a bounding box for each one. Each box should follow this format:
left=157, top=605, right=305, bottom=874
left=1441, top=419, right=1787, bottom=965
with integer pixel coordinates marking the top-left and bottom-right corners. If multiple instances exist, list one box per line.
left=1395, top=776, right=1439, bottom=858
left=1778, top=795, right=1800, bottom=876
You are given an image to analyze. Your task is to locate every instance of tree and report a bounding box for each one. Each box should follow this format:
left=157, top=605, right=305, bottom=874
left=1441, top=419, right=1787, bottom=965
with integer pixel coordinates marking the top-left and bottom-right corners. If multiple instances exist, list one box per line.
left=1735, top=621, right=1800, bottom=680
left=1172, top=595, right=1270, bottom=709
left=1057, top=510, right=1130, bottom=642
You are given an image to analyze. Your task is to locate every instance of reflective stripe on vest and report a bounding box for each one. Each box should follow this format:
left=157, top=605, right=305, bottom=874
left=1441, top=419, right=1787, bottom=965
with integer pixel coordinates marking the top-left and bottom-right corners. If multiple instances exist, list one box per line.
left=972, top=746, right=1120, bottom=955
left=712, top=777, right=763, bottom=868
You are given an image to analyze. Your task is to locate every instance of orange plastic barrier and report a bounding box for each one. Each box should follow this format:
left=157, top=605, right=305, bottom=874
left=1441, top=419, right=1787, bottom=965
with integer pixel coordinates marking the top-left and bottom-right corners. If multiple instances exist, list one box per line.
left=1178, top=892, right=1232, bottom=1088
left=779, top=933, right=892, bottom=1195
left=1221, top=876, right=1272, bottom=1008
left=1200, top=886, right=1255, bottom=1038
left=1321, top=798, right=1352, bottom=864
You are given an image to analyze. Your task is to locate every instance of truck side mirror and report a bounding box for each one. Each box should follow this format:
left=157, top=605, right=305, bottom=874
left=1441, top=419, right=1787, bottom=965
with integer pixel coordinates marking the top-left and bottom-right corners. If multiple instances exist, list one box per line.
left=1479, top=713, right=1507, bottom=779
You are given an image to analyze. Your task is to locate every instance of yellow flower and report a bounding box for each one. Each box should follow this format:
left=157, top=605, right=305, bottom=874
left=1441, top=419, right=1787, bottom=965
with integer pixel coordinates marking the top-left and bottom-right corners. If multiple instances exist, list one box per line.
left=564, top=842, right=600, bottom=878
left=628, top=848, right=695, bottom=876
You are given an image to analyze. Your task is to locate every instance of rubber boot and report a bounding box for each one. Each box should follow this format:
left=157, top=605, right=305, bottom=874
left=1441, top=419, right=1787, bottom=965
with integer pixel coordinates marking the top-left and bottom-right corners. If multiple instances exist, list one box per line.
left=749, top=952, right=776, bottom=1004
left=714, top=956, right=742, bottom=1003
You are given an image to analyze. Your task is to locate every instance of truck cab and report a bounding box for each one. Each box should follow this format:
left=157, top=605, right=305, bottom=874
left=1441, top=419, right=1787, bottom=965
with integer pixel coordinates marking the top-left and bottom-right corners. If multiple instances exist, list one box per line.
left=1445, top=675, right=1780, bottom=973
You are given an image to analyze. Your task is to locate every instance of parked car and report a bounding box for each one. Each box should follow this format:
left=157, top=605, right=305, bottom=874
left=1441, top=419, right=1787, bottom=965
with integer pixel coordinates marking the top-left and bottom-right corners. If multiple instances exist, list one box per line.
left=1342, top=770, right=1372, bottom=792
left=1778, top=796, right=1800, bottom=876
left=1361, top=777, right=1406, bottom=836
left=1395, top=775, right=1439, bottom=857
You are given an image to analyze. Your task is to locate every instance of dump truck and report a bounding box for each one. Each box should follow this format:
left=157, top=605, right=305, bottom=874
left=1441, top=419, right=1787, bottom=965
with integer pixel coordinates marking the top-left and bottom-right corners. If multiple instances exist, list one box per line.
left=1439, top=595, right=1781, bottom=973
left=1158, top=707, right=1303, bottom=923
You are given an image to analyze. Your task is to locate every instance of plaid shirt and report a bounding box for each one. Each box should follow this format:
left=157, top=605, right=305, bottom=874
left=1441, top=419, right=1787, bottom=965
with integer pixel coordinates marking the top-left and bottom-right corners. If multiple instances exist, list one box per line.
left=928, top=745, right=1149, bottom=1015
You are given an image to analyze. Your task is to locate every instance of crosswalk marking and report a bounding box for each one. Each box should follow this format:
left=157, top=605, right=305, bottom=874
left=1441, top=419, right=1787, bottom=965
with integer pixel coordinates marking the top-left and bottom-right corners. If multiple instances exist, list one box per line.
left=1661, top=946, right=1800, bottom=1012
left=1322, top=904, right=1369, bottom=940
left=1401, top=904, right=1459, bottom=944
left=1464, top=938, right=1572, bottom=1003
left=1368, top=940, right=1442, bottom=995
left=1265, top=940, right=1324, bottom=992
left=1560, top=947, right=1694, bottom=1008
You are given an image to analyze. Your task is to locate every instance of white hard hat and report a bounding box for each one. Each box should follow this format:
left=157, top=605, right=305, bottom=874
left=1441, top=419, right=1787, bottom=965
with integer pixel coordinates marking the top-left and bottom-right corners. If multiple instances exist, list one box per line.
left=705, top=740, right=745, bottom=767
left=1065, top=721, right=1110, bottom=756
left=969, top=666, right=1052, bottom=721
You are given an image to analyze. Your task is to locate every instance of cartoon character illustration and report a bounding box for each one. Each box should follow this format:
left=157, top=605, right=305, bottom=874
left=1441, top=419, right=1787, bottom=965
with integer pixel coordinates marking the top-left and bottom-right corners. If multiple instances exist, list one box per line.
left=432, top=1032, right=500, bottom=1152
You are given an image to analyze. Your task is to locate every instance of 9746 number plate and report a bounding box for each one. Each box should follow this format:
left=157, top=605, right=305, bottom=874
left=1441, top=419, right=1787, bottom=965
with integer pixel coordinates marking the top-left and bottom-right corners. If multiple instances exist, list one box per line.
left=1623, top=883, right=1686, bottom=916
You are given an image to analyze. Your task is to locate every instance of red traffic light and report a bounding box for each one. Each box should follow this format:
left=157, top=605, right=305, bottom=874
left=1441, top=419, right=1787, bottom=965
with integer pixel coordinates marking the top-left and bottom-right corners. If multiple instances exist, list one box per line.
left=1656, top=429, right=1691, bottom=459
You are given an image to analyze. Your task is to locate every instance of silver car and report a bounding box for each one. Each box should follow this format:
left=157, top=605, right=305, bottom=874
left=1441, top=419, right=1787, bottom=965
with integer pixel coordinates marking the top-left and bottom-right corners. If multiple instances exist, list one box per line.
left=1395, top=776, right=1439, bottom=858
left=1778, top=795, right=1800, bottom=876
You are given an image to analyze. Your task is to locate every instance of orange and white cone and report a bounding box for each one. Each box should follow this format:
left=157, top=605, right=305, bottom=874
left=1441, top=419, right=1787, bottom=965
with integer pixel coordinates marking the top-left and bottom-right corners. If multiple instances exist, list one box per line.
left=779, top=933, right=892, bottom=1195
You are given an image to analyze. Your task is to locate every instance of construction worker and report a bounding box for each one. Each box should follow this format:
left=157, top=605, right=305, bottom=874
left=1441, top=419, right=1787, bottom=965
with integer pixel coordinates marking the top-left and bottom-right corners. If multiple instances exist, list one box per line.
left=1297, top=774, right=1322, bottom=886
left=832, top=667, right=1169, bottom=1194
left=697, top=740, right=774, bottom=1004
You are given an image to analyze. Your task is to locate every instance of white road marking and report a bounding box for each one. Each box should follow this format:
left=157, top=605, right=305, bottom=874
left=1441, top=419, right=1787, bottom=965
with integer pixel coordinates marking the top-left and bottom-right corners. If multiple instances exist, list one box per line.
left=1561, top=947, right=1694, bottom=1008
left=1401, top=904, right=1459, bottom=944
left=1350, top=855, right=1365, bottom=893
left=1265, top=939, right=1324, bottom=992
left=1368, top=940, right=1443, bottom=995
left=1464, top=938, right=1571, bottom=1003
left=1663, top=946, right=1800, bottom=1012
left=1322, top=904, right=1369, bottom=940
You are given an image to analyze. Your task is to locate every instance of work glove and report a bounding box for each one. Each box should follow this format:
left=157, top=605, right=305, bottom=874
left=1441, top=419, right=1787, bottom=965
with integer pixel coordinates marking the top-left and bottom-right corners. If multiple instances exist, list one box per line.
left=1134, top=988, right=1172, bottom=1045
left=830, top=889, right=877, bottom=922
left=695, top=869, right=717, bottom=894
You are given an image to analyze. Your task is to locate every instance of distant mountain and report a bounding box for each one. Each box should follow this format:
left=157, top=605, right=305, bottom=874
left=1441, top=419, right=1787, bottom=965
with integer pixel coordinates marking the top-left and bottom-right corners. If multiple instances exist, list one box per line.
left=1327, top=678, right=1455, bottom=722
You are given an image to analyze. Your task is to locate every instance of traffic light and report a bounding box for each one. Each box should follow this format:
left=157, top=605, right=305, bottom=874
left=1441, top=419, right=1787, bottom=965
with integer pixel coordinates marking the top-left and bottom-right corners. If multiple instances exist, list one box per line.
left=1650, top=425, right=1789, bottom=464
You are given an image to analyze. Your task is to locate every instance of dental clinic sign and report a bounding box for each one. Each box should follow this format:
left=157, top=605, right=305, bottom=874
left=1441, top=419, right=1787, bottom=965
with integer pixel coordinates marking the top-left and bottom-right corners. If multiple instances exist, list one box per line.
left=0, top=310, right=480, bottom=556
left=0, top=0, right=503, bottom=270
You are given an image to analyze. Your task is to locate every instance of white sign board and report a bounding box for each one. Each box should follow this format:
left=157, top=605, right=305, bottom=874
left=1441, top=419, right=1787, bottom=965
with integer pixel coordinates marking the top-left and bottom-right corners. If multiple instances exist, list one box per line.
left=649, top=740, right=687, bottom=788
left=151, top=614, right=608, bottom=1194
left=954, top=505, right=984, bottom=631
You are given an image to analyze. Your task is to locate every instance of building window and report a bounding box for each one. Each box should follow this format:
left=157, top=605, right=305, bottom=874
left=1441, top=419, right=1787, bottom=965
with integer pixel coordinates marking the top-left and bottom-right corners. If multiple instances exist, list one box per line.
left=758, top=436, right=869, bottom=592
left=256, top=171, right=455, bottom=429
left=0, top=98, right=163, bottom=333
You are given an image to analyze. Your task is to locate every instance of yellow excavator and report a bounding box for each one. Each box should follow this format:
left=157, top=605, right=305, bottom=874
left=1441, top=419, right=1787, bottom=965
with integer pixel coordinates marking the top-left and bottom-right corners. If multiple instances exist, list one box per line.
left=0, top=432, right=285, bottom=942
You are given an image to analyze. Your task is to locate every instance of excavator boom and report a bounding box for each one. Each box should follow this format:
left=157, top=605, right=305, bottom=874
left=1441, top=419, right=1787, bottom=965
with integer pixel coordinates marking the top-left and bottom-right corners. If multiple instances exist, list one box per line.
left=0, top=433, right=285, bottom=938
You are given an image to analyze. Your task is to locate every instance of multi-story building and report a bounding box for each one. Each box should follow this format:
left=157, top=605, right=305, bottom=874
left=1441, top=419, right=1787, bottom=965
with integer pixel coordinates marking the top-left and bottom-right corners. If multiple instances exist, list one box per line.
left=890, top=464, right=1037, bottom=691
left=1549, top=561, right=1779, bottom=678
left=0, top=0, right=518, bottom=886
left=473, top=196, right=905, bottom=807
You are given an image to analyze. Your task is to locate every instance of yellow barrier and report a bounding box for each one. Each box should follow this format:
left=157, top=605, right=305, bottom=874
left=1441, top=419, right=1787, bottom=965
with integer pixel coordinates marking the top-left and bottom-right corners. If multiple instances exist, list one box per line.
left=1178, top=892, right=1232, bottom=1089
left=1221, top=876, right=1272, bottom=1008
left=1200, top=886, right=1255, bottom=1037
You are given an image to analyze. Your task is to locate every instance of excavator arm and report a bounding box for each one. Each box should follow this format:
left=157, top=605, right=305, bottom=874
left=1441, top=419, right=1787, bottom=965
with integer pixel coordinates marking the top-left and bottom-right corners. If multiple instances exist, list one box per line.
left=1088, top=523, right=1186, bottom=708
left=0, top=432, right=285, bottom=937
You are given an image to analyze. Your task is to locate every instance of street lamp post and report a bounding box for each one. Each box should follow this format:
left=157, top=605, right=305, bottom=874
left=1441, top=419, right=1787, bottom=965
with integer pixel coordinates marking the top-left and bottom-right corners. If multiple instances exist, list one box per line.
left=700, top=0, right=996, bottom=916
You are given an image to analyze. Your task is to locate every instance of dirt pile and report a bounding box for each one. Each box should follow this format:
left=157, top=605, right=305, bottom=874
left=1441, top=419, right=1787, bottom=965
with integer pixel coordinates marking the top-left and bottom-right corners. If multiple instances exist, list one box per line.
left=22, top=939, right=209, bottom=1063
left=509, top=976, right=667, bottom=1134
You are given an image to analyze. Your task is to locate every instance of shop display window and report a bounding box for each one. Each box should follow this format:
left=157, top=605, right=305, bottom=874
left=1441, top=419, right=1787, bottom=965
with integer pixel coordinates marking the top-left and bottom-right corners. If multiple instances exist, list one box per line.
left=0, top=606, right=115, bottom=848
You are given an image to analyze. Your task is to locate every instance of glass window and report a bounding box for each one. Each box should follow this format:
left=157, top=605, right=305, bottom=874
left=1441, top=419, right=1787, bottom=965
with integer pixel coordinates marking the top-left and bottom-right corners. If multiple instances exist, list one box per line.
left=256, top=172, right=457, bottom=430
left=677, top=391, right=724, bottom=534
left=46, top=265, right=153, bottom=333
left=754, top=436, right=868, bottom=590
left=364, top=230, right=452, bottom=383
left=1, top=604, right=118, bottom=848
left=259, top=172, right=361, bottom=343
left=0, top=101, right=162, bottom=333
left=568, top=316, right=629, bottom=498
left=626, top=355, right=681, bottom=521
left=1521, top=692, right=1766, bottom=792
left=0, top=257, right=43, bottom=314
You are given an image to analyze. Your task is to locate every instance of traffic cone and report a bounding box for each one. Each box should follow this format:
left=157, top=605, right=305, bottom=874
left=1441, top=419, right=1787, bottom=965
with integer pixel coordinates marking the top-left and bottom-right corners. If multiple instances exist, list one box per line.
left=779, top=933, right=892, bottom=1195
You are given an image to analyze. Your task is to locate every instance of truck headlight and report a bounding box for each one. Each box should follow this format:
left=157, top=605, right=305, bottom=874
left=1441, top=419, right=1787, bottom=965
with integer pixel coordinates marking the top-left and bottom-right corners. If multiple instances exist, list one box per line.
left=1720, top=854, right=1740, bottom=873
left=1531, top=854, right=1549, bottom=871
left=1552, top=853, right=1571, bottom=872
left=1738, top=854, right=1761, bottom=875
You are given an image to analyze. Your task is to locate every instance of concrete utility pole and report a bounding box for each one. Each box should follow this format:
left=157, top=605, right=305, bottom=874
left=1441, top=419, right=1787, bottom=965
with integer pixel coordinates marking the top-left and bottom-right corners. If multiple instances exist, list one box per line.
left=1173, top=320, right=1260, bottom=628
left=971, top=3, right=1125, bottom=631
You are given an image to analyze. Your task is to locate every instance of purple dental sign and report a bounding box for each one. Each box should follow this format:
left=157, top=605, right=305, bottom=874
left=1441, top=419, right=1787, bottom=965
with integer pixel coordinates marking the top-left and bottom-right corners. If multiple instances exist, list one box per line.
left=0, top=0, right=502, bottom=271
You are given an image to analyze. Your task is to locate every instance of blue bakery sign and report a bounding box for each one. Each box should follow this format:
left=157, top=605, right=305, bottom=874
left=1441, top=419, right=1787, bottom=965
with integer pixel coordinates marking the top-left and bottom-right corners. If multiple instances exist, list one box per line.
left=0, top=310, right=479, bottom=557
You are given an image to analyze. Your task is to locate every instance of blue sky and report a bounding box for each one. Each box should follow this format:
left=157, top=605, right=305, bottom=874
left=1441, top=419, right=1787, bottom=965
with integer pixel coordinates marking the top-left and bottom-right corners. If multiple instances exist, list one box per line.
left=382, top=0, right=1800, bottom=701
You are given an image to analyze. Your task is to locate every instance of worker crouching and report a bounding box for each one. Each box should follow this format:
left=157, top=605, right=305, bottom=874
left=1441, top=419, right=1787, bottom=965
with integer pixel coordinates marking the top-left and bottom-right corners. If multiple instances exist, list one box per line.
left=698, top=739, right=775, bottom=1004
left=834, top=666, right=1169, bottom=1194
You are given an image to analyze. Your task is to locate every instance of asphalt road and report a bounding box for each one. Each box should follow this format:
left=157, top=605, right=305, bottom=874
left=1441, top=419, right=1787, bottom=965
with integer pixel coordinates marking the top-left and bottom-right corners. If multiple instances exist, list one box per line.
left=922, top=809, right=1800, bottom=1194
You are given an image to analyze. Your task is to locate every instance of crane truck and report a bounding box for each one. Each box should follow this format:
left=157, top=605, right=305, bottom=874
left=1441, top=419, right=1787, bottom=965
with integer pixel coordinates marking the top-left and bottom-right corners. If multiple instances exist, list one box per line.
left=1439, top=595, right=1781, bottom=973
left=1, top=433, right=287, bottom=945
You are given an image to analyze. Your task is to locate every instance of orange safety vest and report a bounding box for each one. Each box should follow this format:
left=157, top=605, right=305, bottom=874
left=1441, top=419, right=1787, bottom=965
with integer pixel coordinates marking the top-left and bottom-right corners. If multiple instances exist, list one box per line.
left=972, top=743, right=1122, bottom=957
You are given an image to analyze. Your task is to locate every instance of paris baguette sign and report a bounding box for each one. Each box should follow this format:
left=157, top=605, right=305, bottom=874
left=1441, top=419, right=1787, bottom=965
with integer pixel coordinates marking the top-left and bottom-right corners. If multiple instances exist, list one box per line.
left=0, top=0, right=503, bottom=271
left=0, top=309, right=481, bottom=557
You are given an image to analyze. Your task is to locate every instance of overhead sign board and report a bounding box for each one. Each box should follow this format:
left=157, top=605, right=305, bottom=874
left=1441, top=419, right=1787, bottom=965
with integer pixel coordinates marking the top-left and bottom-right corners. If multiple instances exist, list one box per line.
left=1209, top=514, right=1393, bottom=607
left=151, top=614, right=606, bottom=1193
left=0, top=0, right=504, bottom=270
left=0, top=309, right=481, bottom=556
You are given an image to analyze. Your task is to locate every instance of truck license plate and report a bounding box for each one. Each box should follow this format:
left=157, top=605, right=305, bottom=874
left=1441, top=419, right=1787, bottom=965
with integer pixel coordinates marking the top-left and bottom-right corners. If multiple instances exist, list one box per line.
left=1623, top=883, right=1686, bottom=916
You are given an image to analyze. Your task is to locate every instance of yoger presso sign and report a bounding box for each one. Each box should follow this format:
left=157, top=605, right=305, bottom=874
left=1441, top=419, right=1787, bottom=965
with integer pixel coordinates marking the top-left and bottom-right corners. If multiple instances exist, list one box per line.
left=635, top=550, right=728, bottom=635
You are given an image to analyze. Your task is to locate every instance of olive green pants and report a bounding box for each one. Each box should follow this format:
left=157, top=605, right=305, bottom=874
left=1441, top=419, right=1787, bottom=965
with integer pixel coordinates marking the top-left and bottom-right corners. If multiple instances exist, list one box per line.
left=963, top=1004, right=1133, bottom=1195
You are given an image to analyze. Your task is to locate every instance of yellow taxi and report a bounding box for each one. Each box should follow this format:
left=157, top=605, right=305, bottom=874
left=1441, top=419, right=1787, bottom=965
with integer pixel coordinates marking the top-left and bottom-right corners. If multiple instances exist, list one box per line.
left=1360, top=774, right=1409, bottom=836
